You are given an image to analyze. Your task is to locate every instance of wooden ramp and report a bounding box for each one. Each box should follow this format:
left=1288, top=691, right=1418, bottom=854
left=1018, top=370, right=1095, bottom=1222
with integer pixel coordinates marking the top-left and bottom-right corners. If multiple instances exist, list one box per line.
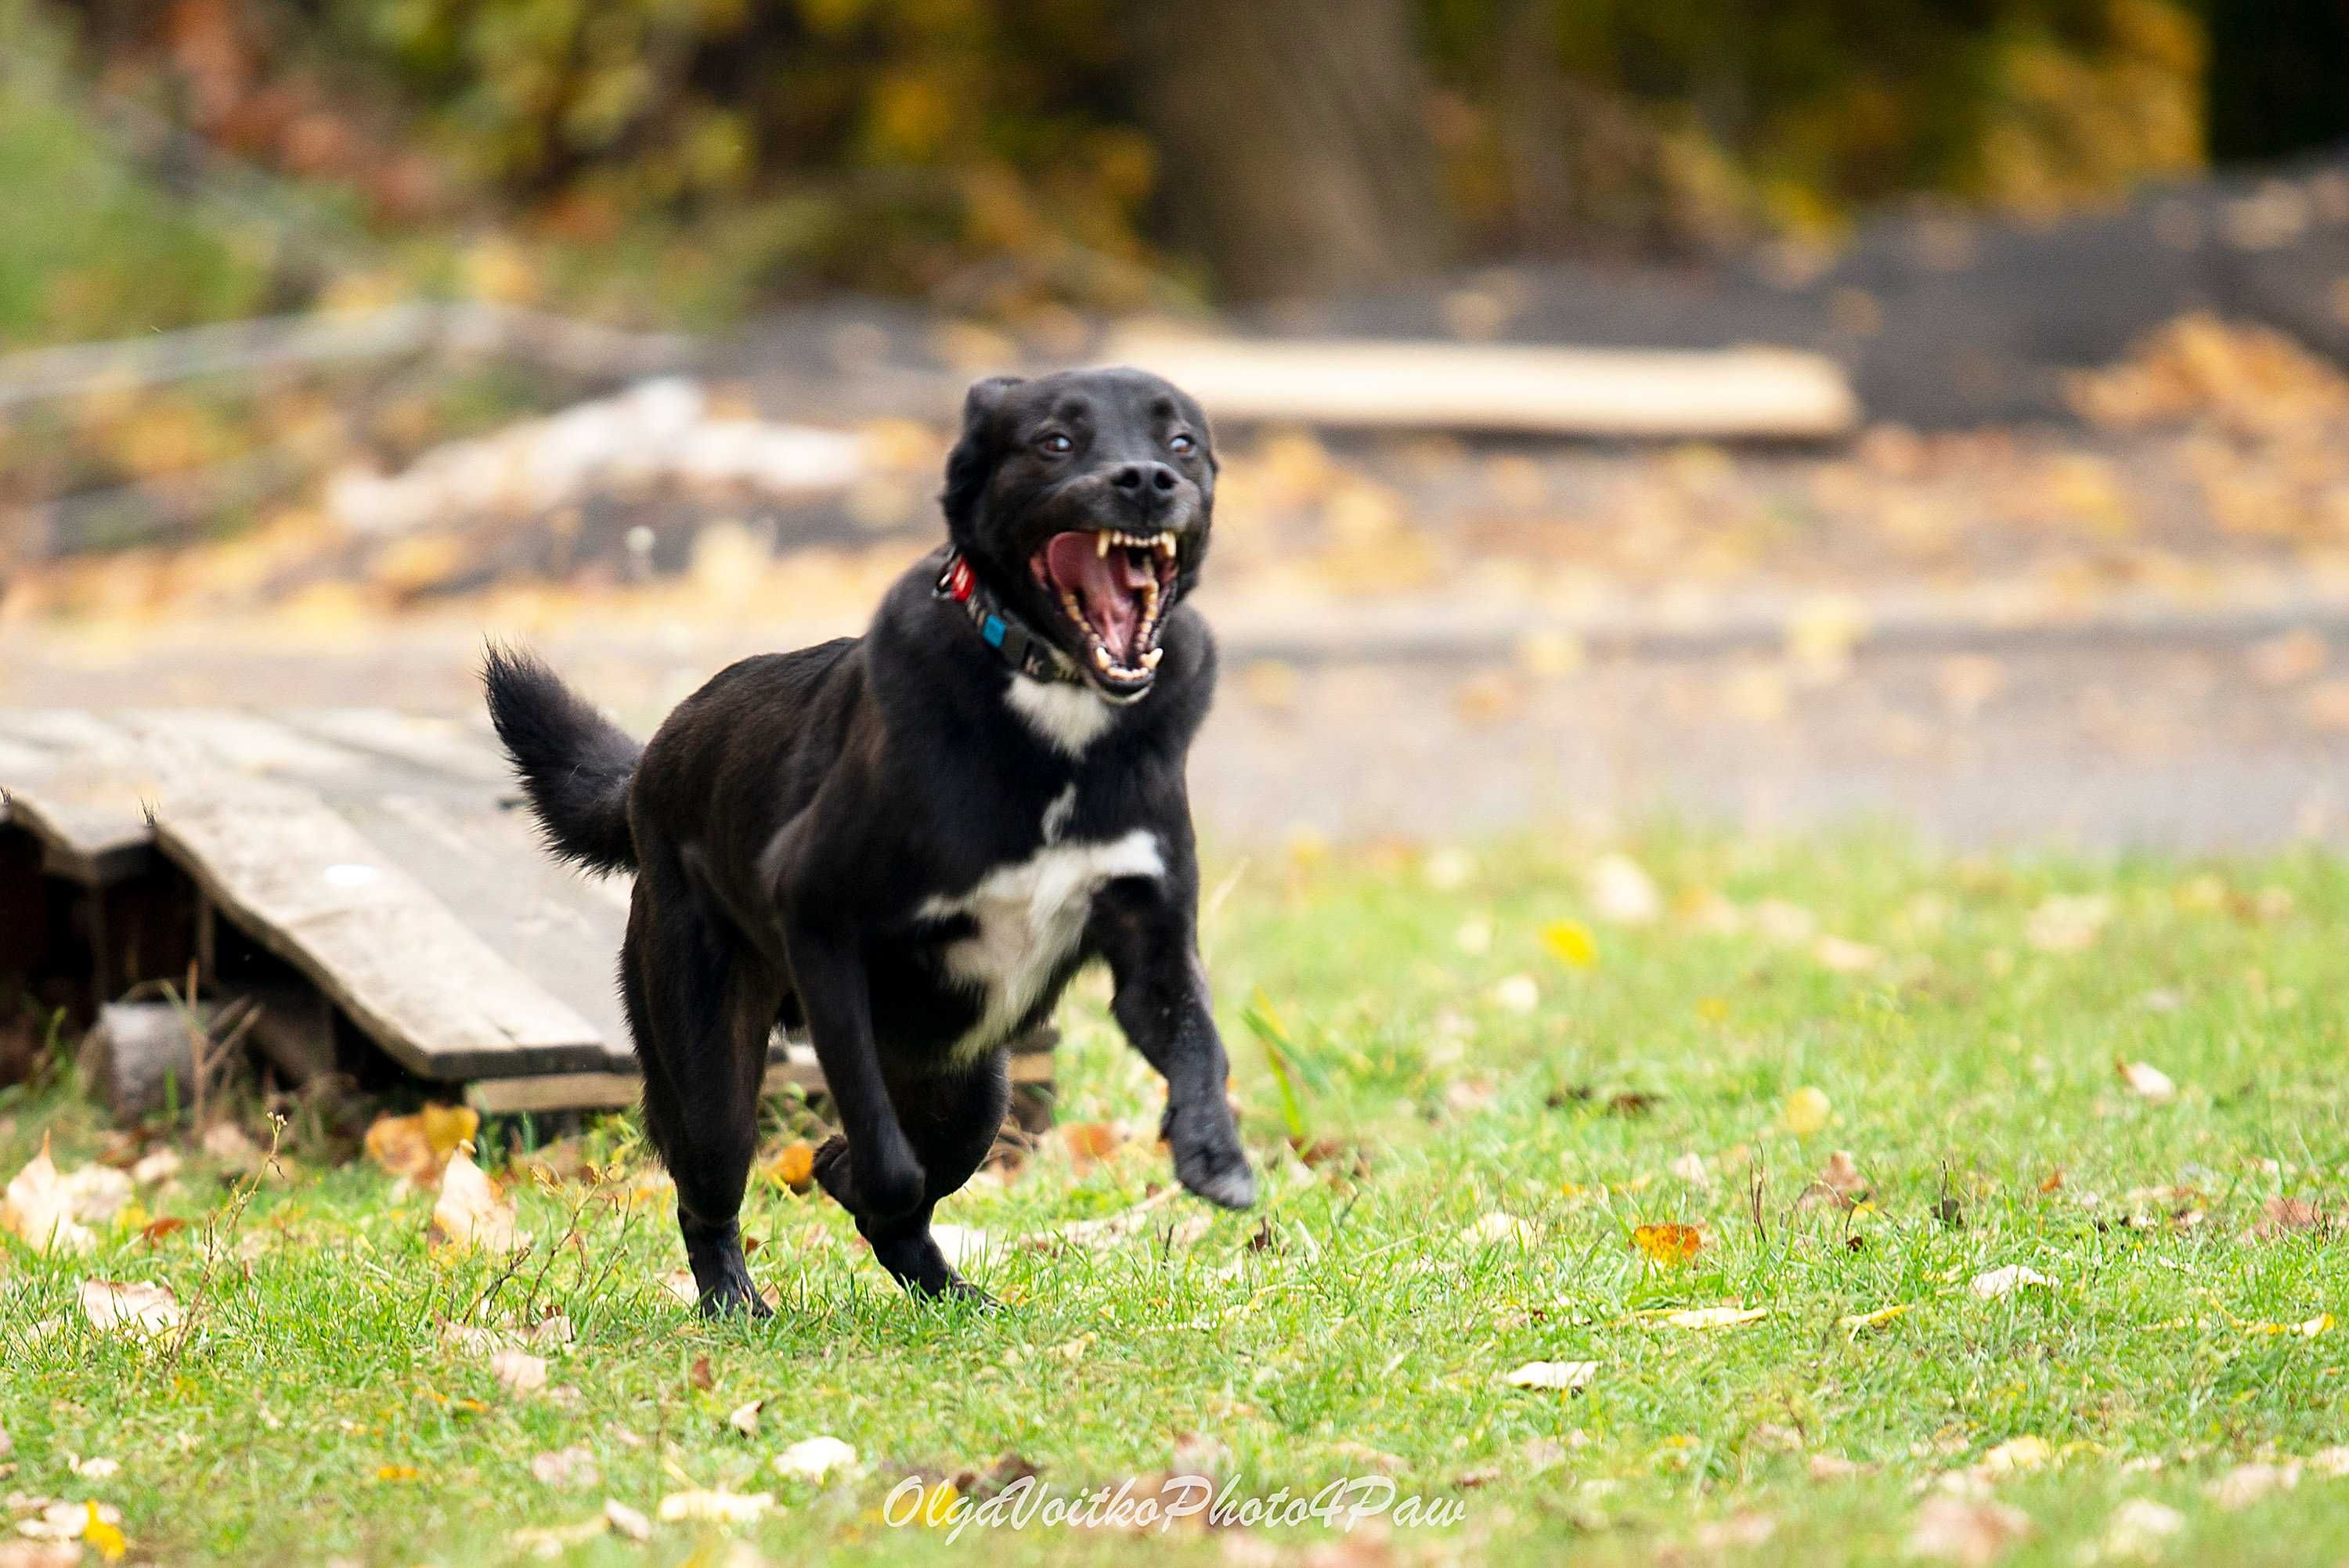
left=0, top=708, right=1028, bottom=1115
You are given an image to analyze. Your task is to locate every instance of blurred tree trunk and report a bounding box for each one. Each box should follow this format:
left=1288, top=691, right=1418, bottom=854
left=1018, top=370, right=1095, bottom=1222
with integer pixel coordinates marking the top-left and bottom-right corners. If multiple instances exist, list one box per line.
left=1129, top=0, right=1450, bottom=301
left=2203, top=0, right=2349, bottom=160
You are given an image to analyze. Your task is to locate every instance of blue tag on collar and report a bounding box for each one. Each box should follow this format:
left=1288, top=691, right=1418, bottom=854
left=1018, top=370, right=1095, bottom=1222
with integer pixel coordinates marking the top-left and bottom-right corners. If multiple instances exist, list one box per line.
left=982, top=615, right=1006, bottom=647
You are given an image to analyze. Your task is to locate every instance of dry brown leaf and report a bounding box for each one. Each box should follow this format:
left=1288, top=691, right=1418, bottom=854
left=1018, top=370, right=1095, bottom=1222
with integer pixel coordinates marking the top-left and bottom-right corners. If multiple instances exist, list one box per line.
left=2116, top=1060, right=2177, bottom=1103
left=1814, top=935, right=1882, bottom=973
left=428, top=1148, right=528, bottom=1254
left=772, top=1436, right=858, bottom=1483
left=2209, top=1461, right=2301, bottom=1511
left=660, top=1268, right=698, bottom=1307
left=1662, top=1305, right=1770, bottom=1330
left=1060, top=1122, right=1123, bottom=1168
left=2, top=1139, right=97, bottom=1256
left=1586, top=854, right=1662, bottom=925
left=1906, top=1496, right=2033, bottom=1566
left=2098, top=1498, right=2185, bottom=1559
left=530, top=1445, right=601, bottom=1489
left=1694, top=1511, right=1778, bottom=1551
left=1502, top=1360, right=1598, bottom=1393
left=727, top=1398, right=763, bottom=1437
left=1802, top=1150, right=1870, bottom=1210
left=365, top=1105, right=480, bottom=1185
left=688, top=1355, right=714, bottom=1391
left=2026, top=895, right=2111, bottom=953
left=1460, top=1212, right=1535, bottom=1249
left=2253, top=1197, right=2326, bottom=1238
left=1971, top=1265, right=2053, bottom=1299
left=1973, top=1436, right=2053, bottom=1477
left=78, top=1279, right=182, bottom=1336
left=603, top=1500, right=652, bottom=1541
left=490, top=1348, right=547, bottom=1395
left=655, top=1489, right=772, bottom=1524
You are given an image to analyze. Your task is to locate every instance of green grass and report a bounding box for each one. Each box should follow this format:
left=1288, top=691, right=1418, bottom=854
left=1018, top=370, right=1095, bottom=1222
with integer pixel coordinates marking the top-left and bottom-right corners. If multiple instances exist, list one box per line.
left=6, top=827, right=2349, bottom=1566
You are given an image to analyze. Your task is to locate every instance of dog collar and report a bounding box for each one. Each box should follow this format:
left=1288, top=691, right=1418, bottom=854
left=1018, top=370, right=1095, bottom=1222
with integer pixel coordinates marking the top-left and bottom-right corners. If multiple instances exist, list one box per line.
left=934, top=552, right=1084, bottom=687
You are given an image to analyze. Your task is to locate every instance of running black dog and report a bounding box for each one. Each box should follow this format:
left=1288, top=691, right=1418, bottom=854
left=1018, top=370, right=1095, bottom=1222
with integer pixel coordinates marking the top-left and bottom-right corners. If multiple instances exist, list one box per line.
left=484, top=367, right=1256, bottom=1313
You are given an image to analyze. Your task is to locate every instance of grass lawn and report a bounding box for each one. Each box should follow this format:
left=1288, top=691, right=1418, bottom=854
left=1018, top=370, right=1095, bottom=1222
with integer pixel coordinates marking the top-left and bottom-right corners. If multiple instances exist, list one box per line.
left=5, top=826, right=2349, bottom=1566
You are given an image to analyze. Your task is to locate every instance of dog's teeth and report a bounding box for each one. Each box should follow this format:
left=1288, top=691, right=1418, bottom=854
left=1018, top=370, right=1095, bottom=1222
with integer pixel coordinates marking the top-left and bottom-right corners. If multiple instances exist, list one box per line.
left=1092, top=645, right=1112, bottom=670
left=1142, top=647, right=1164, bottom=669
left=1156, top=535, right=1178, bottom=557
left=1096, top=532, right=1112, bottom=557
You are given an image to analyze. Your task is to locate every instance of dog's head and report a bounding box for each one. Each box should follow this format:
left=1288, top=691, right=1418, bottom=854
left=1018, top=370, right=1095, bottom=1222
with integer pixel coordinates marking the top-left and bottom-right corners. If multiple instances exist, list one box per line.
left=940, top=366, right=1216, bottom=702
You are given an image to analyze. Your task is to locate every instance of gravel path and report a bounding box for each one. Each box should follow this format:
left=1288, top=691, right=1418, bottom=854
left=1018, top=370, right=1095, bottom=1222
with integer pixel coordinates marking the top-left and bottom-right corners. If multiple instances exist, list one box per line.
left=13, top=606, right=2349, bottom=853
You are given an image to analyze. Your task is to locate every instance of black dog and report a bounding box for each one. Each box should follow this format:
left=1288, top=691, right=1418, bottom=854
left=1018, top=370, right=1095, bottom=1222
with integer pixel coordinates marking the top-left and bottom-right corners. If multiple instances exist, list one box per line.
left=484, top=367, right=1257, bottom=1313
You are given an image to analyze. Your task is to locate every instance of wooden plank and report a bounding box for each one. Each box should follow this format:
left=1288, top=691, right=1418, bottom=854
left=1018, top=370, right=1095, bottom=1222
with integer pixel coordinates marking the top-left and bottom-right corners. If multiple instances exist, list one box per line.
left=281, top=708, right=512, bottom=786
left=148, top=773, right=607, bottom=1080
left=1, top=784, right=155, bottom=885
left=0, top=712, right=161, bottom=886
left=326, top=790, right=638, bottom=1072
left=1102, top=333, right=1860, bottom=438
left=467, top=1055, right=824, bottom=1116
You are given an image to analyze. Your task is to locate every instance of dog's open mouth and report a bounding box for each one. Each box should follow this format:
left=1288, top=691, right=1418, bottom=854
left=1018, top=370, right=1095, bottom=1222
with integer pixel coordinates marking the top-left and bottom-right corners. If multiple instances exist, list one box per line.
left=1030, top=528, right=1178, bottom=693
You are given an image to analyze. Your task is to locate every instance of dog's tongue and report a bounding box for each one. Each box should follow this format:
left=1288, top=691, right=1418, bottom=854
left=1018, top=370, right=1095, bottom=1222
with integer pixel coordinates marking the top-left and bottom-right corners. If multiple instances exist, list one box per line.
left=1044, top=532, right=1147, bottom=660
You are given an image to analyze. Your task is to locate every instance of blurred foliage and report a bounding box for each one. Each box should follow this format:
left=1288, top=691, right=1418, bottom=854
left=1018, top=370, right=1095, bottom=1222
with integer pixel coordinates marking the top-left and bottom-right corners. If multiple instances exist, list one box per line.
left=0, top=0, right=274, bottom=345
left=0, top=0, right=2264, bottom=337
left=1420, top=0, right=2204, bottom=252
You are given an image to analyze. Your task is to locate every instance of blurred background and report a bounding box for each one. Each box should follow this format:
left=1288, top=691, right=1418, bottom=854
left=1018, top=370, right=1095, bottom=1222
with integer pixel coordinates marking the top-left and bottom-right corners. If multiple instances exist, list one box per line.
left=7, top=0, right=2349, bottom=850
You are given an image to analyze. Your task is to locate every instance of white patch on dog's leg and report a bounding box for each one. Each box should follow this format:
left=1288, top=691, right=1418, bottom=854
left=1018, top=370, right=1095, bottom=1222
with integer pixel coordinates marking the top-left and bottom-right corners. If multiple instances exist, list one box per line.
left=1005, top=676, right=1115, bottom=757
left=1041, top=784, right=1077, bottom=845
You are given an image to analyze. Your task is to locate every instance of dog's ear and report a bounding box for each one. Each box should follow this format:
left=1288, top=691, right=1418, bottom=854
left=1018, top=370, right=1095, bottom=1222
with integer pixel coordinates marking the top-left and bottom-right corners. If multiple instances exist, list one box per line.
left=941, top=376, right=1024, bottom=535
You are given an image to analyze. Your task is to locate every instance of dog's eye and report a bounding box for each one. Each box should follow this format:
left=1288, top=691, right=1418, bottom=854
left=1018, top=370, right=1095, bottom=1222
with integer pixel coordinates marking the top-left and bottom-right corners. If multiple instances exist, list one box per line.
left=1167, top=431, right=1196, bottom=455
left=1037, top=431, right=1073, bottom=455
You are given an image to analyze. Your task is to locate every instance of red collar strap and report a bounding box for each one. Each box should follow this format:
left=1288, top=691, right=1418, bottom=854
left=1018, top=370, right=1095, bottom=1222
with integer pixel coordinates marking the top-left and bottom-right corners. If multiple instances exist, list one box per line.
left=934, top=552, right=1082, bottom=686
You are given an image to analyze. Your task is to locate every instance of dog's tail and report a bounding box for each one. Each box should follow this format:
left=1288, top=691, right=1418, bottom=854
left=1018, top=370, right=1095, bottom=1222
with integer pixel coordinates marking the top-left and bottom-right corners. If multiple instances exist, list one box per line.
left=482, top=643, right=640, bottom=875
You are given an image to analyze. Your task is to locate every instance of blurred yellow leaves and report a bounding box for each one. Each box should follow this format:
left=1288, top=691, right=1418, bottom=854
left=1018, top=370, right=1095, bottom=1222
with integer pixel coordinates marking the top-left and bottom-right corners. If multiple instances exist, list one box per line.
left=364, top=1104, right=480, bottom=1185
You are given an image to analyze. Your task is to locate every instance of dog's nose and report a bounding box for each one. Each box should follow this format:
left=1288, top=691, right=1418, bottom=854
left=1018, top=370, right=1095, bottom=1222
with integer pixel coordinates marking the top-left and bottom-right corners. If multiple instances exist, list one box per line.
left=1111, top=463, right=1180, bottom=505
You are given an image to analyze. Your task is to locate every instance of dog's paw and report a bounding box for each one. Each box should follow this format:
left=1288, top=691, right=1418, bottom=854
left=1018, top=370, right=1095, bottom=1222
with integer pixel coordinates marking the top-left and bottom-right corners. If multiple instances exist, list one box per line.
left=1174, top=1137, right=1257, bottom=1210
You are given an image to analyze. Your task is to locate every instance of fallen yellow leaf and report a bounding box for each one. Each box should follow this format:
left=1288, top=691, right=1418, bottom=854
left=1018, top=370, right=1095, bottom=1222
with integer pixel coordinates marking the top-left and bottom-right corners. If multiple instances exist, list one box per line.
left=768, top=1141, right=816, bottom=1192
left=1840, top=1303, right=1912, bottom=1334
left=365, top=1104, right=480, bottom=1185
left=1662, top=1305, right=1769, bottom=1329
left=81, top=1505, right=127, bottom=1563
left=1781, top=1087, right=1833, bottom=1136
left=1631, top=1222, right=1705, bottom=1265
left=1539, top=918, right=1598, bottom=969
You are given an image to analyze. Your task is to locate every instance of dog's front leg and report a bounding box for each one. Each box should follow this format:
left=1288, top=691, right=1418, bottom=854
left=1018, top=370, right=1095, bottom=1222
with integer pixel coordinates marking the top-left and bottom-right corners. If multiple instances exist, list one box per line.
left=1091, top=880, right=1257, bottom=1209
left=775, top=911, right=928, bottom=1227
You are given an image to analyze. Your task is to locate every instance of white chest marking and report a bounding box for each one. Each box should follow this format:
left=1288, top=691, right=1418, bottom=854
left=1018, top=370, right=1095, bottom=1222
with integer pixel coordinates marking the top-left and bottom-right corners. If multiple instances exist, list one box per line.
left=917, top=827, right=1163, bottom=1058
left=1006, top=675, right=1116, bottom=757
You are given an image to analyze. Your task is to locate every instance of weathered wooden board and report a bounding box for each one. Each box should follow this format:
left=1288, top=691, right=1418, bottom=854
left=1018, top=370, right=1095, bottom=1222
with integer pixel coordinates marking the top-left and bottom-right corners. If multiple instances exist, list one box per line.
left=149, top=772, right=608, bottom=1080
left=469, top=1051, right=825, bottom=1116
left=0, top=711, right=161, bottom=885
left=0, top=705, right=1063, bottom=1113
left=326, top=789, right=638, bottom=1072
left=1103, top=332, right=1860, bottom=438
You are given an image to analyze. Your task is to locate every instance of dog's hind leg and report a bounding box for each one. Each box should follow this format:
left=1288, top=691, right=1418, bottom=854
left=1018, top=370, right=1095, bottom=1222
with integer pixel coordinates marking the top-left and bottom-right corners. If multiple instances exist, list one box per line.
left=813, top=1051, right=1009, bottom=1304
left=624, top=857, right=774, bottom=1318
